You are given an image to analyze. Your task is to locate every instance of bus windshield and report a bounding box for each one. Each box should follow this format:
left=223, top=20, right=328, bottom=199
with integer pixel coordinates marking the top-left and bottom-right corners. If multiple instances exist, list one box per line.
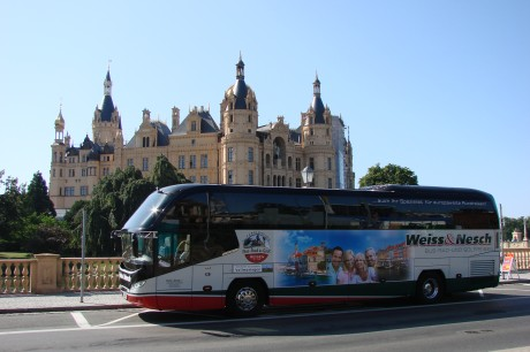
left=119, top=231, right=156, bottom=265
left=123, top=189, right=174, bottom=231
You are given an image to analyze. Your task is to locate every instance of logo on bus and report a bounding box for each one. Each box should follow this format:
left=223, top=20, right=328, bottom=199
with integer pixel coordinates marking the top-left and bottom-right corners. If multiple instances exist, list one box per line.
left=406, top=233, right=492, bottom=246
left=242, top=231, right=271, bottom=263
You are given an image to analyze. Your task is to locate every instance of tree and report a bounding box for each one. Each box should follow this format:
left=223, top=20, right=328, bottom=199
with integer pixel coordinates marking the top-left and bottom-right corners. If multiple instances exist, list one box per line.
left=62, top=200, right=90, bottom=254
left=25, top=171, right=56, bottom=217
left=502, top=216, right=528, bottom=242
left=19, top=213, right=74, bottom=255
left=83, top=167, right=156, bottom=256
left=0, top=172, right=26, bottom=251
left=150, top=154, right=189, bottom=188
left=359, top=163, right=418, bottom=187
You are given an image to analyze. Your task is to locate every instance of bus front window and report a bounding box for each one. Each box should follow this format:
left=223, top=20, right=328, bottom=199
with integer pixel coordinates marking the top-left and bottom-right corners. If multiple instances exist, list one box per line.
left=119, top=231, right=156, bottom=266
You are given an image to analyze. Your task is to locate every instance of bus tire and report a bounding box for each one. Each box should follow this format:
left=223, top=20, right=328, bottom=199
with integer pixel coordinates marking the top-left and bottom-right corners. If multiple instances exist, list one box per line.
left=226, top=281, right=264, bottom=317
left=416, top=272, right=444, bottom=304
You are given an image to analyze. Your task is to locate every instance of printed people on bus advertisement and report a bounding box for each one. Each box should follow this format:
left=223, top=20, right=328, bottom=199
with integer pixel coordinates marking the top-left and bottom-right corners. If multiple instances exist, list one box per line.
left=327, top=246, right=344, bottom=284
left=337, top=249, right=356, bottom=284
left=275, top=229, right=410, bottom=287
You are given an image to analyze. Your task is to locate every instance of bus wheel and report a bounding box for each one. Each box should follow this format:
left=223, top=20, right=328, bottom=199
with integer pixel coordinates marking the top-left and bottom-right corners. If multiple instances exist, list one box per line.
left=227, top=281, right=264, bottom=317
left=416, top=273, right=443, bottom=304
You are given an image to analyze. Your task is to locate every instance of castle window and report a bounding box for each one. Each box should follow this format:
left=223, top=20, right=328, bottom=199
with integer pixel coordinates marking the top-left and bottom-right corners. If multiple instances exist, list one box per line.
left=191, top=121, right=197, bottom=131
left=142, top=137, right=150, bottom=148
left=200, top=175, right=208, bottom=184
left=142, top=158, right=149, bottom=171
left=178, top=155, right=185, bottom=169
left=228, top=147, right=234, bottom=162
left=248, top=147, right=254, bottom=162
left=295, top=158, right=301, bottom=171
left=200, top=154, right=208, bottom=168
left=248, top=170, right=254, bottom=185
left=127, top=158, right=134, bottom=167
left=228, top=170, right=233, bottom=185
left=80, top=186, right=88, bottom=196
left=309, top=157, right=315, bottom=169
left=65, top=187, right=75, bottom=196
left=190, top=155, right=196, bottom=169
left=328, top=157, right=332, bottom=170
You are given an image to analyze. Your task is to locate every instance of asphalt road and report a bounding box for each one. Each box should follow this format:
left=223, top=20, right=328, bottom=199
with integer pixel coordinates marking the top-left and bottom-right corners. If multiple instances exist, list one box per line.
left=1, top=283, right=530, bottom=352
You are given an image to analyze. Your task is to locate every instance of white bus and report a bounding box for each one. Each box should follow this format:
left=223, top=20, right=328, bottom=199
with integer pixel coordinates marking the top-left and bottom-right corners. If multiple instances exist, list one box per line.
left=116, top=184, right=500, bottom=316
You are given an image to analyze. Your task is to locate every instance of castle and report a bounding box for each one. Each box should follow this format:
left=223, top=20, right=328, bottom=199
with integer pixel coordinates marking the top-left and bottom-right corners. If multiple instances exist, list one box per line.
left=50, top=56, right=354, bottom=217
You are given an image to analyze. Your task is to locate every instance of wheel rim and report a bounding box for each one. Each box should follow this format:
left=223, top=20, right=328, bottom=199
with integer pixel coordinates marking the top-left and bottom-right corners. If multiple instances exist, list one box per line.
left=422, top=278, right=439, bottom=300
left=235, top=286, right=258, bottom=312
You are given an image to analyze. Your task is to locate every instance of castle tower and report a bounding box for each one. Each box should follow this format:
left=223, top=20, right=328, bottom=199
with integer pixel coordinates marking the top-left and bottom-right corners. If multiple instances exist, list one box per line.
left=300, top=74, right=336, bottom=188
left=92, top=69, right=122, bottom=146
left=219, top=55, right=260, bottom=185
left=50, top=107, right=69, bottom=213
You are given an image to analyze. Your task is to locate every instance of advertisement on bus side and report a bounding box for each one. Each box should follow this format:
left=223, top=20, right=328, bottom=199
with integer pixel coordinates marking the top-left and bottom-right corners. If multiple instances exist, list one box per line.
left=238, top=229, right=495, bottom=287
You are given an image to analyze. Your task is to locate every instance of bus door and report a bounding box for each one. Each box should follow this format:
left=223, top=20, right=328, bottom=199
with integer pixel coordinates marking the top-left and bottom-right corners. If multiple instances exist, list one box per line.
left=156, top=192, right=213, bottom=309
left=154, top=206, right=194, bottom=310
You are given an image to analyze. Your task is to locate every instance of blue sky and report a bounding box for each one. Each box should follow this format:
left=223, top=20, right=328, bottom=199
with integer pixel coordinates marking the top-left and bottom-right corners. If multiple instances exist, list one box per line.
left=1, top=1, right=529, bottom=218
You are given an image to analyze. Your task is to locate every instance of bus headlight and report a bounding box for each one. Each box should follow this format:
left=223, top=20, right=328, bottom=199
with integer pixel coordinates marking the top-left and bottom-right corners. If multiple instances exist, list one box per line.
left=132, top=281, right=146, bottom=290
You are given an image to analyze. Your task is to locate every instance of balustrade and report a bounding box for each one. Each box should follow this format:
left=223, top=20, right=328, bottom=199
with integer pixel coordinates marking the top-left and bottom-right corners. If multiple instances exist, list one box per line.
left=0, top=255, right=121, bottom=294
left=1, top=260, right=33, bottom=294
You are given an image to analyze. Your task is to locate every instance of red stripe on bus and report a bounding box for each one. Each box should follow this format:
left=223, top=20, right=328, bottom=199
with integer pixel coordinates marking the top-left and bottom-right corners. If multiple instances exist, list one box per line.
left=125, top=293, right=224, bottom=311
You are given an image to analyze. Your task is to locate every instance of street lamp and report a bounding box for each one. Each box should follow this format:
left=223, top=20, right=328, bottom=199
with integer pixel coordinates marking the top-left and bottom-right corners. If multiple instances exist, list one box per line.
left=301, top=166, right=314, bottom=187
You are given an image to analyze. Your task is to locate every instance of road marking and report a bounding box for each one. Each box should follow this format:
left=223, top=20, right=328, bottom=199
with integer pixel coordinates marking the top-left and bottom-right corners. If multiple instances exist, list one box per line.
left=97, top=309, right=149, bottom=327
left=71, top=311, right=91, bottom=329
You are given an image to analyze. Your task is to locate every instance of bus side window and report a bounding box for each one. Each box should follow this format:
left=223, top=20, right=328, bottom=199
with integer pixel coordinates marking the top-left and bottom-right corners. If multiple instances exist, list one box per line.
left=325, top=196, right=368, bottom=229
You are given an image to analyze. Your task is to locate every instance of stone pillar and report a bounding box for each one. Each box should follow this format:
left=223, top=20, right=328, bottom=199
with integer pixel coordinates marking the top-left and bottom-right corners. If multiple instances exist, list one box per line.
left=33, top=254, right=60, bottom=293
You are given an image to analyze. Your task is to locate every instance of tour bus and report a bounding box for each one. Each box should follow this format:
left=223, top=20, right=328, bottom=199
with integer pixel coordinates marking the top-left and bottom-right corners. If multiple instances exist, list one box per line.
left=116, top=184, right=500, bottom=316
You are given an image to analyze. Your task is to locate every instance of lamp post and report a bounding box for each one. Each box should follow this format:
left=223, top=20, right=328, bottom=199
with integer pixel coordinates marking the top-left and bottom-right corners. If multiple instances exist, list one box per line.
left=301, top=166, right=314, bottom=187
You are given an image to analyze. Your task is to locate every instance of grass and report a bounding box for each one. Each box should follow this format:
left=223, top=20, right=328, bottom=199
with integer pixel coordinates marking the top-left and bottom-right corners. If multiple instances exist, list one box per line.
left=0, top=252, right=33, bottom=259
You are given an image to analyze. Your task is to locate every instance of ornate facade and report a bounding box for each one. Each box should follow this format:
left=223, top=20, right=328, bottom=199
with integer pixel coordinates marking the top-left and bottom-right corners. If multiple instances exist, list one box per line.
left=50, top=57, right=354, bottom=217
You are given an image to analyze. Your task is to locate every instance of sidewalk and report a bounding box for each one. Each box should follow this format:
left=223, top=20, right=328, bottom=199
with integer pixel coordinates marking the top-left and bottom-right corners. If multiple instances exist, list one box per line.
left=0, top=290, right=135, bottom=314
left=0, top=272, right=529, bottom=314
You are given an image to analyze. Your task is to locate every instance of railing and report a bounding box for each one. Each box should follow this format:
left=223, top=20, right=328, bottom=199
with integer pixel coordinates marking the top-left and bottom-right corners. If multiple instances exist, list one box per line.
left=0, top=259, right=33, bottom=294
left=1, top=254, right=122, bottom=294
left=60, top=257, right=122, bottom=291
